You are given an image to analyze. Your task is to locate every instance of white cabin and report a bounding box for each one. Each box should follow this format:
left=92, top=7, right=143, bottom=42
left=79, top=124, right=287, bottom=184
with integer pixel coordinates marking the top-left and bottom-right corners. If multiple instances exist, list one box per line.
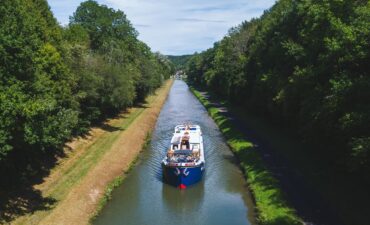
left=163, top=124, right=204, bottom=166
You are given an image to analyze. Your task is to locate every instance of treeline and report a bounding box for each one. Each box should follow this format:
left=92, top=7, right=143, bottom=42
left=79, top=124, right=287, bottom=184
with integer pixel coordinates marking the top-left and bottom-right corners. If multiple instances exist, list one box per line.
left=0, top=0, right=172, bottom=181
left=186, top=0, right=370, bottom=178
left=167, top=55, right=193, bottom=70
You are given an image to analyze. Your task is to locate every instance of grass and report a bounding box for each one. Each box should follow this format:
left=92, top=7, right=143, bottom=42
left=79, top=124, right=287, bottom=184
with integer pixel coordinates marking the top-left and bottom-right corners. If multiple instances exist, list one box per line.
left=10, top=81, right=173, bottom=225
left=93, top=176, right=124, bottom=219
left=12, top=107, right=146, bottom=225
left=90, top=132, right=153, bottom=223
left=228, top=100, right=370, bottom=224
left=45, top=107, right=145, bottom=200
left=191, top=87, right=302, bottom=225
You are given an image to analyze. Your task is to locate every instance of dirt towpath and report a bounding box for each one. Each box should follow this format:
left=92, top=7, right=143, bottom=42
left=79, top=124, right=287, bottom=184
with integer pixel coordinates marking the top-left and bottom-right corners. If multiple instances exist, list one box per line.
left=12, top=80, right=173, bottom=225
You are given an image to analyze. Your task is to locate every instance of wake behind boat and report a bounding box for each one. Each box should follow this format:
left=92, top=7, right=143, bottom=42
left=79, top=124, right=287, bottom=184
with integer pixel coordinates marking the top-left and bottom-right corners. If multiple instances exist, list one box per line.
left=162, top=124, right=205, bottom=189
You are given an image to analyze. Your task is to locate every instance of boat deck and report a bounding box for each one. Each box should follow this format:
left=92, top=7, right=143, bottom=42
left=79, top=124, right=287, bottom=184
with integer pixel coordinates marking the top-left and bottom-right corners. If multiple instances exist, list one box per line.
left=164, top=124, right=204, bottom=166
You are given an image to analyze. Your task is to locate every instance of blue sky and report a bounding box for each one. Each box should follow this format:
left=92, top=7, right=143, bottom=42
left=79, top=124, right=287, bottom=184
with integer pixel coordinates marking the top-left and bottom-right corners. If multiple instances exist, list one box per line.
left=48, top=0, right=276, bottom=55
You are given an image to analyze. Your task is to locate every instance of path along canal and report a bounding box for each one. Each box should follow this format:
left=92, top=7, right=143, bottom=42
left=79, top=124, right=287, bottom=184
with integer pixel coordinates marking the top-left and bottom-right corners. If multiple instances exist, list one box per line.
left=94, top=80, right=256, bottom=225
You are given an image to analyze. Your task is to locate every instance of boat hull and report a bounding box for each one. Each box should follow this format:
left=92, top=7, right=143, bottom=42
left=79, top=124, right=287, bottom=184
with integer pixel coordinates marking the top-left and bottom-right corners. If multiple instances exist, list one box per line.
left=162, top=163, right=204, bottom=188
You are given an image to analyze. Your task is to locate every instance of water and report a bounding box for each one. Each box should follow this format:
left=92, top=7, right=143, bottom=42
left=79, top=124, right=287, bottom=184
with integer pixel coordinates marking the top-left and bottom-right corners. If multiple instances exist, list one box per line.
left=94, top=80, right=255, bottom=225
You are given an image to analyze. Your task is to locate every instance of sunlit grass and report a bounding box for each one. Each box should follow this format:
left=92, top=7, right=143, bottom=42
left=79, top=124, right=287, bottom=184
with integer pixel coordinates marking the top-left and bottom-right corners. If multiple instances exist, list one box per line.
left=11, top=82, right=171, bottom=225
left=47, top=107, right=145, bottom=201
left=90, top=132, right=153, bottom=223
left=191, top=87, right=301, bottom=225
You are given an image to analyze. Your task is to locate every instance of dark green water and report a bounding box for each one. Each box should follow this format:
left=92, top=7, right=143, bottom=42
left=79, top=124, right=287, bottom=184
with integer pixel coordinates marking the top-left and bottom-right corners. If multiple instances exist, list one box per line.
left=93, top=80, right=255, bottom=225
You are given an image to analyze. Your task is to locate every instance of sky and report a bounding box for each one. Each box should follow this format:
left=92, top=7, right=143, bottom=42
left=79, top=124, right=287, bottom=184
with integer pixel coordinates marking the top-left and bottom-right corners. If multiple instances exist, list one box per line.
left=48, top=0, right=276, bottom=55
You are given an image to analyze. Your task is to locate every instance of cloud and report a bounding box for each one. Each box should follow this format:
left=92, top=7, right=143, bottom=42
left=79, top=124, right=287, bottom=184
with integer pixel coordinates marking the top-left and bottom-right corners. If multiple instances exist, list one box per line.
left=48, top=0, right=276, bottom=55
left=184, top=6, right=229, bottom=12
left=175, top=18, right=226, bottom=23
left=134, top=24, right=151, bottom=28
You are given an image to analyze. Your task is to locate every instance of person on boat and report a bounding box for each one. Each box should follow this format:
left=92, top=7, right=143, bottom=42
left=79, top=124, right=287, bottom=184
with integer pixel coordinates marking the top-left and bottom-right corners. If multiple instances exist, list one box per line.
left=183, top=131, right=190, bottom=139
left=168, top=146, right=175, bottom=158
left=181, top=140, right=190, bottom=149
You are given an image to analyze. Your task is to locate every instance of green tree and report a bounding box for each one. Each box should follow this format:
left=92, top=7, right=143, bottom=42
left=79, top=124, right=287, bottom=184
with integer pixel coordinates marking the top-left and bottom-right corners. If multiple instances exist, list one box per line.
left=0, top=0, right=78, bottom=159
left=186, top=0, right=370, bottom=176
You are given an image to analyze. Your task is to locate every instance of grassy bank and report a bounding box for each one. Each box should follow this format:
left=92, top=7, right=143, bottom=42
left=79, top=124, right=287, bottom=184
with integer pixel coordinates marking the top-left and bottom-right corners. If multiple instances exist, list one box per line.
left=191, top=87, right=301, bottom=225
left=9, top=80, right=173, bottom=225
left=90, top=132, right=152, bottom=223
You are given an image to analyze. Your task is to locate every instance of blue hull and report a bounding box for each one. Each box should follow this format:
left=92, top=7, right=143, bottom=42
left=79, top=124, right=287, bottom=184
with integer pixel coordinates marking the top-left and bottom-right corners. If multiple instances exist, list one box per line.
left=162, top=163, right=204, bottom=188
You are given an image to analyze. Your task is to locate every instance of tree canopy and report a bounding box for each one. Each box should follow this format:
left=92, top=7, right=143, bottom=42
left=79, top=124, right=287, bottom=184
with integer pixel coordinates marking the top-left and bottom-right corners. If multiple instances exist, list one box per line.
left=0, top=0, right=173, bottom=182
left=186, top=0, right=370, bottom=177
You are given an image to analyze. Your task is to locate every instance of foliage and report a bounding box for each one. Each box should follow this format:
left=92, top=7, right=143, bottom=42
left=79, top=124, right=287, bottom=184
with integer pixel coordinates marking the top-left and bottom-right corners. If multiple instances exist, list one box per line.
left=0, top=0, right=172, bottom=182
left=66, top=0, right=173, bottom=128
left=0, top=0, right=78, bottom=158
left=191, top=88, right=301, bottom=225
left=186, top=0, right=370, bottom=177
left=167, top=55, right=192, bottom=70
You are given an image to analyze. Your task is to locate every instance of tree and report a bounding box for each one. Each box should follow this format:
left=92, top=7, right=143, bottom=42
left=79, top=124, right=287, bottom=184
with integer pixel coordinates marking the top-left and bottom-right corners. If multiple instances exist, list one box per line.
left=186, top=0, right=370, bottom=176
left=0, top=0, right=78, bottom=159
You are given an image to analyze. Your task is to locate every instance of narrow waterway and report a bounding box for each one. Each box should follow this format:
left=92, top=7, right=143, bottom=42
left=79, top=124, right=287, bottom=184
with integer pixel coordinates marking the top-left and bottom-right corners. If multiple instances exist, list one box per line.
left=94, top=80, right=255, bottom=225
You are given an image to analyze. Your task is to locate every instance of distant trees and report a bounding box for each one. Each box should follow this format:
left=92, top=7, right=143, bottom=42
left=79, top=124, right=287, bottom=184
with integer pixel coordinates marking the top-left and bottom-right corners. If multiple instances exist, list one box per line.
left=0, top=0, right=172, bottom=178
left=167, top=55, right=192, bottom=71
left=186, top=0, right=370, bottom=177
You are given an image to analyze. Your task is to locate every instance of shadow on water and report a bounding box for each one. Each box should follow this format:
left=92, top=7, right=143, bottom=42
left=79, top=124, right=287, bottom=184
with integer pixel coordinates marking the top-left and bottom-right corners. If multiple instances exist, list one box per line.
left=154, top=167, right=164, bottom=183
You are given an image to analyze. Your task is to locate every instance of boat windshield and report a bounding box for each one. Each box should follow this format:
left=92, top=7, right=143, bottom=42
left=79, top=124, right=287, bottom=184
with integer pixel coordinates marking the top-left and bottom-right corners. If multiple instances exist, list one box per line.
left=167, top=150, right=198, bottom=163
left=173, top=150, right=192, bottom=155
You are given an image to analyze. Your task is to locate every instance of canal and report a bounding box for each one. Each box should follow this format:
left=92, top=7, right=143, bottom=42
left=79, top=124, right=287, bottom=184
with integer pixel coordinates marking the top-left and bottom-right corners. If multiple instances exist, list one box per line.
left=93, top=80, right=255, bottom=225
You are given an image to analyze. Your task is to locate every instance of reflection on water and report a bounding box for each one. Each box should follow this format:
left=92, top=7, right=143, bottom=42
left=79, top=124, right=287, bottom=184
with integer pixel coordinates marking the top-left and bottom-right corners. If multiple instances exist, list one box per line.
left=94, top=80, right=256, bottom=225
left=162, top=180, right=205, bottom=214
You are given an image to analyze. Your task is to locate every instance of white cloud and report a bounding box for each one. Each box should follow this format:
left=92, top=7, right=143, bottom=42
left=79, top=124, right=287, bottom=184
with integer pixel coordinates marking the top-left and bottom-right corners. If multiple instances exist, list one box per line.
left=48, top=0, right=276, bottom=55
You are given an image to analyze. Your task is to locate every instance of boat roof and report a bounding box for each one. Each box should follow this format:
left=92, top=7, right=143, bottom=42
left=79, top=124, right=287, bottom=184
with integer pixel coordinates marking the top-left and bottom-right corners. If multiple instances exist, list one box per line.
left=174, top=124, right=201, bottom=131
left=171, top=124, right=201, bottom=144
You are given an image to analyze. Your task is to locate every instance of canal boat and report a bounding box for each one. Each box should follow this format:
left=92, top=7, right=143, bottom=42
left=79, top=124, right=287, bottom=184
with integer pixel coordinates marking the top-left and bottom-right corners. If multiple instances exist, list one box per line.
left=162, top=124, right=205, bottom=189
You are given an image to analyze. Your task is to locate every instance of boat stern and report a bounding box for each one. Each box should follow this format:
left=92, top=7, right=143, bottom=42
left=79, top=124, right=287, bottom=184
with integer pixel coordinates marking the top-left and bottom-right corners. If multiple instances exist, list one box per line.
left=162, top=164, right=204, bottom=189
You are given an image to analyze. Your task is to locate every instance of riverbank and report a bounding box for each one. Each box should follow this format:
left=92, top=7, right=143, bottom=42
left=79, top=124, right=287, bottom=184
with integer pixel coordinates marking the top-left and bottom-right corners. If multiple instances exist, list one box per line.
left=191, top=86, right=370, bottom=225
left=9, top=80, right=173, bottom=225
left=90, top=132, right=152, bottom=223
left=93, top=80, right=258, bottom=225
left=191, top=87, right=301, bottom=225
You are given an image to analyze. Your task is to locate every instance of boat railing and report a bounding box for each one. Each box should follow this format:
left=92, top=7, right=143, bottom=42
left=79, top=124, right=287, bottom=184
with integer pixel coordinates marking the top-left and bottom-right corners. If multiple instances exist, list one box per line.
left=166, top=149, right=200, bottom=162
